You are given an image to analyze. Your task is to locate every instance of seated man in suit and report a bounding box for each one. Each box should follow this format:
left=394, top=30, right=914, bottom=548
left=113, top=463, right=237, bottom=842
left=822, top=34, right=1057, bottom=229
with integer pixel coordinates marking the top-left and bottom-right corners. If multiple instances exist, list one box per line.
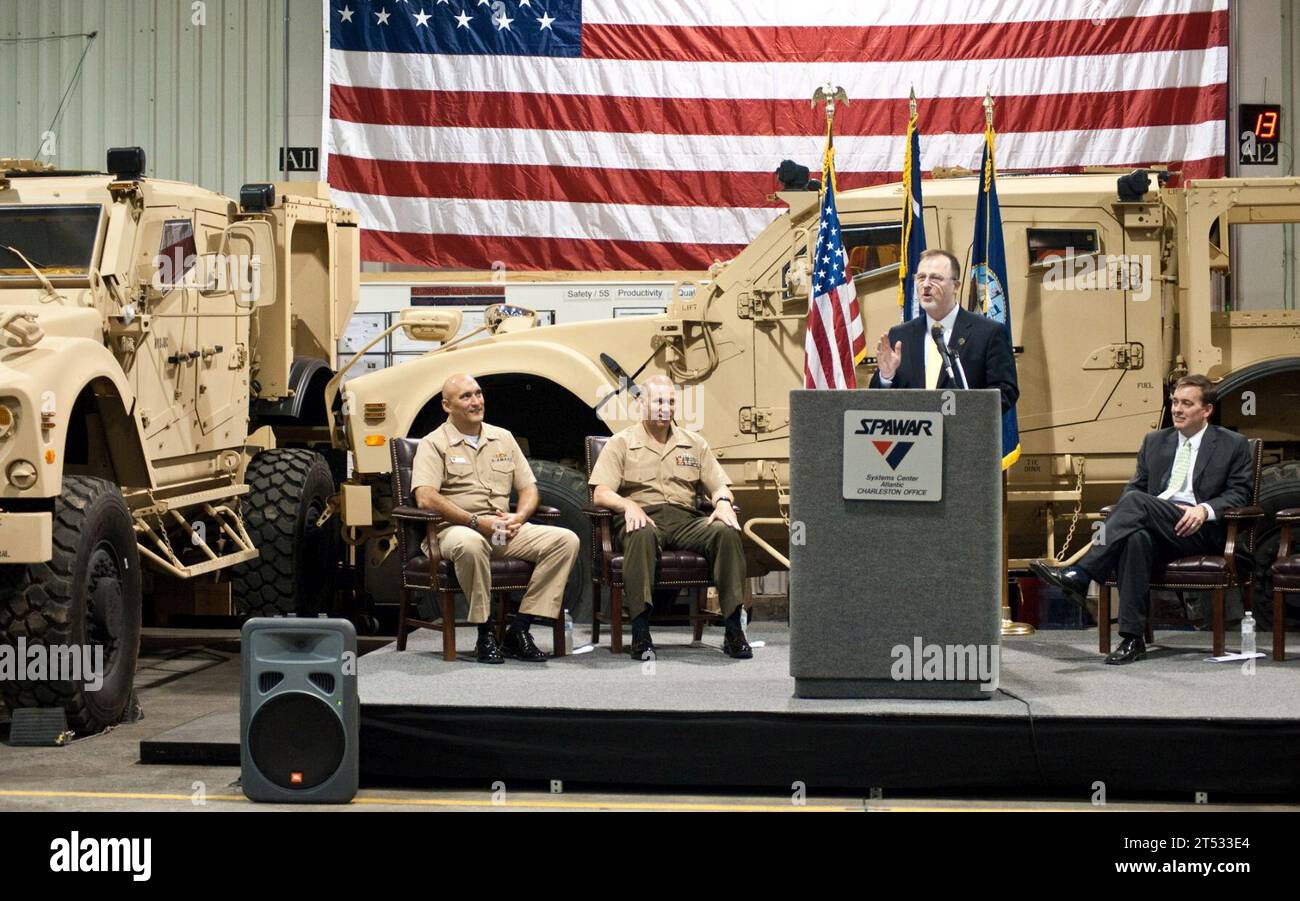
left=589, top=375, right=750, bottom=661
left=411, top=373, right=580, bottom=664
left=1032, top=375, right=1253, bottom=664
left=869, top=248, right=1019, bottom=413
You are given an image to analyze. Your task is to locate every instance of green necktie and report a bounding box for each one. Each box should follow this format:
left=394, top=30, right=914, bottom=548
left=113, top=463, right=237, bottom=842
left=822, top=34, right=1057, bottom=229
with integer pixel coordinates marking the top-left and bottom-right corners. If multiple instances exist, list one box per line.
left=1161, top=439, right=1191, bottom=498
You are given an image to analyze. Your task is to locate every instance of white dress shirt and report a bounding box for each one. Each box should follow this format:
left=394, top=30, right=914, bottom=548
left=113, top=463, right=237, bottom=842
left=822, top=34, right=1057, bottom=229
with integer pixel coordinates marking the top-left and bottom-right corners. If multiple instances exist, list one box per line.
left=1157, top=423, right=1216, bottom=521
left=878, top=304, right=961, bottom=388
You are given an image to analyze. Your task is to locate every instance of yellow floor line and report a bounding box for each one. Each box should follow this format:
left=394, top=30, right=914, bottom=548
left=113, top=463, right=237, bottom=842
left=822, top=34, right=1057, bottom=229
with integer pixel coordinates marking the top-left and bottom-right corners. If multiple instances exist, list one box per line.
left=345, top=796, right=854, bottom=812
left=0, top=789, right=246, bottom=802
left=4, top=789, right=1233, bottom=813
left=0, top=789, right=855, bottom=812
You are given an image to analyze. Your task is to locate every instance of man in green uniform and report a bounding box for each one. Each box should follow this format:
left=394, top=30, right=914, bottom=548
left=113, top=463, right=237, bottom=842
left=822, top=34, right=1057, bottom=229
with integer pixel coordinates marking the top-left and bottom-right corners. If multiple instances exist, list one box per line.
left=589, top=375, right=751, bottom=661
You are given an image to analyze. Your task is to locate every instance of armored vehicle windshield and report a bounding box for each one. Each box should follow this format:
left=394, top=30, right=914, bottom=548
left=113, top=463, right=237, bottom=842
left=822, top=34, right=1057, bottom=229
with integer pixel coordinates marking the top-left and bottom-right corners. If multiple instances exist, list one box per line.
left=0, top=204, right=102, bottom=279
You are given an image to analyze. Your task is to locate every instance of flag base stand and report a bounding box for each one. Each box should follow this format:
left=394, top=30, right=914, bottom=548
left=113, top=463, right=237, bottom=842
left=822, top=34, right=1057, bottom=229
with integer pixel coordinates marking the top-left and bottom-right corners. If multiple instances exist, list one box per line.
left=1001, top=608, right=1035, bottom=637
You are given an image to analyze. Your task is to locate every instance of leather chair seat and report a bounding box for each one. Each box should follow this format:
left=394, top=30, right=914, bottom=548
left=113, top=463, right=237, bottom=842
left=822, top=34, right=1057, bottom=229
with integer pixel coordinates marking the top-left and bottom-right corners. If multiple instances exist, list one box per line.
left=1149, top=555, right=1231, bottom=588
left=403, top=555, right=536, bottom=590
left=609, top=550, right=710, bottom=585
left=1273, top=555, right=1300, bottom=590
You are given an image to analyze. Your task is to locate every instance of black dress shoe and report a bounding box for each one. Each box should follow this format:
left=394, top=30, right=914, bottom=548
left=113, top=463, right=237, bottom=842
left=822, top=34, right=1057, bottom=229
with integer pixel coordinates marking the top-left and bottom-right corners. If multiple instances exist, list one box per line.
left=628, top=635, right=656, bottom=661
left=1030, top=560, right=1092, bottom=606
left=502, top=628, right=548, bottom=662
left=1105, top=636, right=1146, bottom=665
left=722, top=629, right=752, bottom=659
left=475, top=631, right=505, bottom=664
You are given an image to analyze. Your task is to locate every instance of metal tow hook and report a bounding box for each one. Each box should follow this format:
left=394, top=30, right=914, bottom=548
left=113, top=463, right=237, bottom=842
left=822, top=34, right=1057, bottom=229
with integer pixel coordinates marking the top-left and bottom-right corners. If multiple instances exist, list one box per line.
left=315, top=498, right=338, bottom=529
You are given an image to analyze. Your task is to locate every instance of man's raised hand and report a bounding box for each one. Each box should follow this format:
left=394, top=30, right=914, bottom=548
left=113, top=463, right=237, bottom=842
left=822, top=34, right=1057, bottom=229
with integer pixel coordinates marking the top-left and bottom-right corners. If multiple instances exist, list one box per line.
left=876, top=333, right=903, bottom=380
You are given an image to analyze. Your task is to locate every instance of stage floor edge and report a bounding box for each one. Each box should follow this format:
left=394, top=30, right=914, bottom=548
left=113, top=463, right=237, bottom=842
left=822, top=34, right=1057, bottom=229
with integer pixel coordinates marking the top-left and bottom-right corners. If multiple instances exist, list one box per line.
left=142, top=625, right=1300, bottom=798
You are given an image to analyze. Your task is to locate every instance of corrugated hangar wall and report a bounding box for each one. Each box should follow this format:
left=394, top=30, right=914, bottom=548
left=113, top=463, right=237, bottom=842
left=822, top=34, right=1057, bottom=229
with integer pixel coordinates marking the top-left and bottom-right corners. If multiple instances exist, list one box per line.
left=0, top=0, right=325, bottom=199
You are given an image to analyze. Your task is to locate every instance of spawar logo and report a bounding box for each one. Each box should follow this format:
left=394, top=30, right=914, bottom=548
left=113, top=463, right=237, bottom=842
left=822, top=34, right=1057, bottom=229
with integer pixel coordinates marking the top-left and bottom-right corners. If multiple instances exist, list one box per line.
left=854, top=418, right=932, bottom=470
left=871, top=441, right=914, bottom=470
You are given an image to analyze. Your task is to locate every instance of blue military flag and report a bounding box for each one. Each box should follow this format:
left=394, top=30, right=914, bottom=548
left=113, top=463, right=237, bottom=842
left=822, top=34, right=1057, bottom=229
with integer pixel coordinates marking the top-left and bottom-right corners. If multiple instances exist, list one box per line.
left=970, top=121, right=1021, bottom=470
left=898, top=102, right=926, bottom=321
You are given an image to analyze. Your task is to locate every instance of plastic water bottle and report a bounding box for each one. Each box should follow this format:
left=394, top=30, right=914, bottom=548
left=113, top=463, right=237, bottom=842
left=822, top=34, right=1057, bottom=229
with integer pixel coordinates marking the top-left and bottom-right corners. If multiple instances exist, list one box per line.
left=1241, top=612, right=1256, bottom=657
left=492, top=517, right=507, bottom=546
left=563, top=612, right=574, bottom=654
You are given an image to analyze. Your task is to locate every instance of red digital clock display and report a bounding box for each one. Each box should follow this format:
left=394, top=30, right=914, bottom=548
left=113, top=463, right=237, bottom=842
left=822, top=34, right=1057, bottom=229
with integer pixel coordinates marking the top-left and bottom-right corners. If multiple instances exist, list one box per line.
left=1239, top=104, right=1282, bottom=166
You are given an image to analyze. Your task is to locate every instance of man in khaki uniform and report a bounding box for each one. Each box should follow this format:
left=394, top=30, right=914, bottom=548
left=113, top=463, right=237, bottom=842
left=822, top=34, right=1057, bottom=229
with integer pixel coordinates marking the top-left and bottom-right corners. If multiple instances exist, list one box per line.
left=411, top=373, right=579, bottom=663
left=590, top=375, right=751, bottom=661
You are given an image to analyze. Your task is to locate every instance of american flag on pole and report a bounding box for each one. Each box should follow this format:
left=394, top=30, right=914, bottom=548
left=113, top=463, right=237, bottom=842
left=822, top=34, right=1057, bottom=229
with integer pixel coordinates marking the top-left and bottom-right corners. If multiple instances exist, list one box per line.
left=804, top=147, right=866, bottom=390
left=324, top=0, right=1228, bottom=271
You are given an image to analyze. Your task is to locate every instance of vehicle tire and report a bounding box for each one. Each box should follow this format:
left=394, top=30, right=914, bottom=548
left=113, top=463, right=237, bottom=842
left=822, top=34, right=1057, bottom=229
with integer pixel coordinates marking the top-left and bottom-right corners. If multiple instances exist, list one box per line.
left=231, top=448, right=340, bottom=618
left=1249, top=461, right=1300, bottom=630
left=530, top=460, right=592, bottom=621
left=0, top=476, right=142, bottom=734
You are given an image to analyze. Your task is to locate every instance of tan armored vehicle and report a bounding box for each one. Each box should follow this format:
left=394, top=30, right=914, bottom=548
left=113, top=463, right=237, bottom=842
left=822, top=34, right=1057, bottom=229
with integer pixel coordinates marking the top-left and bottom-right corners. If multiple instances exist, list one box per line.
left=0, top=149, right=358, bottom=732
left=331, top=170, right=1300, bottom=627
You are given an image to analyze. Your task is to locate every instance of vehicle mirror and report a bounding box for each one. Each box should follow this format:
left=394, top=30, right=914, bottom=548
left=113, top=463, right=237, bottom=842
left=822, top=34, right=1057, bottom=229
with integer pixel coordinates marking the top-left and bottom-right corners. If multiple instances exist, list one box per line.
left=399, top=308, right=463, bottom=343
left=485, top=303, right=537, bottom=333
left=204, top=220, right=276, bottom=306
left=196, top=253, right=228, bottom=294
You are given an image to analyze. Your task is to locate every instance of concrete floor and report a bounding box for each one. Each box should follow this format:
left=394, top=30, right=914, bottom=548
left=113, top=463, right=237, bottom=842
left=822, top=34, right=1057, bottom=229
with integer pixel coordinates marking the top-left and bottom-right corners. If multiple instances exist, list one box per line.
left=0, top=631, right=1297, bottom=813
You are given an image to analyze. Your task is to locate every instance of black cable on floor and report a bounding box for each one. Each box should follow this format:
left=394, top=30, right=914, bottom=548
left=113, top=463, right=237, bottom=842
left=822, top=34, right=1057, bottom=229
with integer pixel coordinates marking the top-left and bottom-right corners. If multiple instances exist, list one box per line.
left=996, top=686, right=1050, bottom=790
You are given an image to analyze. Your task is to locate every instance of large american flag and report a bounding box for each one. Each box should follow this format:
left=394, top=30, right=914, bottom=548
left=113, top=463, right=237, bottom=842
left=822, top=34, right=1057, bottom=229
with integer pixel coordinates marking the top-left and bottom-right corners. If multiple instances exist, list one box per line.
left=324, top=0, right=1228, bottom=271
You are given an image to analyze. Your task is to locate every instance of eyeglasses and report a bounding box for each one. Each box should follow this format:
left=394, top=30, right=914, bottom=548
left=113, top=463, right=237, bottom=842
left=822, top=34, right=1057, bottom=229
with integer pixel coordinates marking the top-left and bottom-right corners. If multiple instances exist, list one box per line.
left=914, top=273, right=955, bottom=285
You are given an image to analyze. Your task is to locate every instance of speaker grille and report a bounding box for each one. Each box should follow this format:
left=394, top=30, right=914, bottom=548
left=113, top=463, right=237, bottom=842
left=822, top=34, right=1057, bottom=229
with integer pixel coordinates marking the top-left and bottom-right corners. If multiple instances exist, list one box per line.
left=258, top=672, right=284, bottom=693
left=247, top=692, right=345, bottom=791
left=309, top=672, right=336, bottom=694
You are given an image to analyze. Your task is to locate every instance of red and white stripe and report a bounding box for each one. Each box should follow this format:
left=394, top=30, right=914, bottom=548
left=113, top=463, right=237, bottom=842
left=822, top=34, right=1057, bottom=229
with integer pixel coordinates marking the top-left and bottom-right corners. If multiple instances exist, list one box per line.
left=325, top=0, right=1228, bottom=271
left=804, top=280, right=865, bottom=390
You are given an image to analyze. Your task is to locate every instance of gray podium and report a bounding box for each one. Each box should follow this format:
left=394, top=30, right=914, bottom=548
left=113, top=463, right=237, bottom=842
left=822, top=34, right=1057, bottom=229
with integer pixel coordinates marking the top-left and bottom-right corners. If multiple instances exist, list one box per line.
left=788, top=389, right=1002, bottom=699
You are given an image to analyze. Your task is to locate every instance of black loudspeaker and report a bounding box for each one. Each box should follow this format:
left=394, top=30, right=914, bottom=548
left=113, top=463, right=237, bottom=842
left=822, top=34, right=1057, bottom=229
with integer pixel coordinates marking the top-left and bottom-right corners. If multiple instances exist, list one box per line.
left=240, top=617, right=358, bottom=803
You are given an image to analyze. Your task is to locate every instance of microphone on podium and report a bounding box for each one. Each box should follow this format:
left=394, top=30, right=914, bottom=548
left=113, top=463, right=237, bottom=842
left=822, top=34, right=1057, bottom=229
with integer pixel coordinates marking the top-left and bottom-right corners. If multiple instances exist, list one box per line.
left=931, top=323, right=957, bottom=385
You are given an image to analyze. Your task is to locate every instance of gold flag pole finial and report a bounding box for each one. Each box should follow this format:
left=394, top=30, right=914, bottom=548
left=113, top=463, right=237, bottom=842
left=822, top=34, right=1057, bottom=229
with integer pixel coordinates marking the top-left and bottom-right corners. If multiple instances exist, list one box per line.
left=812, top=83, right=849, bottom=127
left=908, top=86, right=917, bottom=120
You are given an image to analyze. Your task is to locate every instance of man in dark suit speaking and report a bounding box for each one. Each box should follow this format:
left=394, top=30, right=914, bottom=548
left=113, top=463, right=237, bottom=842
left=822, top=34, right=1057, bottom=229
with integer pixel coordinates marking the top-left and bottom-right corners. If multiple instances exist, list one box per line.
left=869, top=249, right=1019, bottom=413
left=1033, top=375, right=1253, bottom=664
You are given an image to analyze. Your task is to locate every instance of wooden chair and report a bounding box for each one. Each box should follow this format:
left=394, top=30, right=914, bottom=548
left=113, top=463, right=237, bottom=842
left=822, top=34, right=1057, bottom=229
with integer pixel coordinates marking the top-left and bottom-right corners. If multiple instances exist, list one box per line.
left=582, top=435, right=732, bottom=654
left=389, top=437, right=567, bottom=660
left=1269, top=507, right=1300, bottom=661
left=1097, top=438, right=1265, bottom=657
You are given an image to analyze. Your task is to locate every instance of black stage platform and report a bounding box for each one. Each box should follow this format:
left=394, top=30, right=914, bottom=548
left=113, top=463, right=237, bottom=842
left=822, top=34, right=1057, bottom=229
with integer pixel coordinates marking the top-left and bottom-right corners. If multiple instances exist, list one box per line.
left=141, top=624, right=1300, bottom=798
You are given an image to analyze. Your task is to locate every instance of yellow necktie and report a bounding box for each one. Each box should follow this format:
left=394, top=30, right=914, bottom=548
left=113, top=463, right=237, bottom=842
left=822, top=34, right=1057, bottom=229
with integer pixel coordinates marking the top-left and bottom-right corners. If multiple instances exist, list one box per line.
left=926, top=328, right=943, bottom=389
left=1160, top=440, right=1192, bottom=498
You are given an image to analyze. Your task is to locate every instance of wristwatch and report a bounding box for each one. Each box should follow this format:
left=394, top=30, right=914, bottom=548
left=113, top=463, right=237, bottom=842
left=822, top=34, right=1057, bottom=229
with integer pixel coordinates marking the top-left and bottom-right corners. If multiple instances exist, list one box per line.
left=715, top=496, right=734, bottom=506
left=468, top=513, right=479, bottom=530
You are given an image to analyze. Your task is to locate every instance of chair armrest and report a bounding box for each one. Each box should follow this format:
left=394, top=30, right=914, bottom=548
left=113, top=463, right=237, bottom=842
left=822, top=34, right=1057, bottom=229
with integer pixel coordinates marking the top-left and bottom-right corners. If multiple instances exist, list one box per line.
left=1099, top=505, right=1115, bottom=519
left=527, top=505, right=560, bottom=523
left=1276, top=508, right=1300, bottom=522
left=392, top=505, right=445, bottom=524
left=696, top=498, right=742, bottom=516
left=1221, top=506, right=1265, bottom=521
left=579, top=507, right=616, bottom=581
